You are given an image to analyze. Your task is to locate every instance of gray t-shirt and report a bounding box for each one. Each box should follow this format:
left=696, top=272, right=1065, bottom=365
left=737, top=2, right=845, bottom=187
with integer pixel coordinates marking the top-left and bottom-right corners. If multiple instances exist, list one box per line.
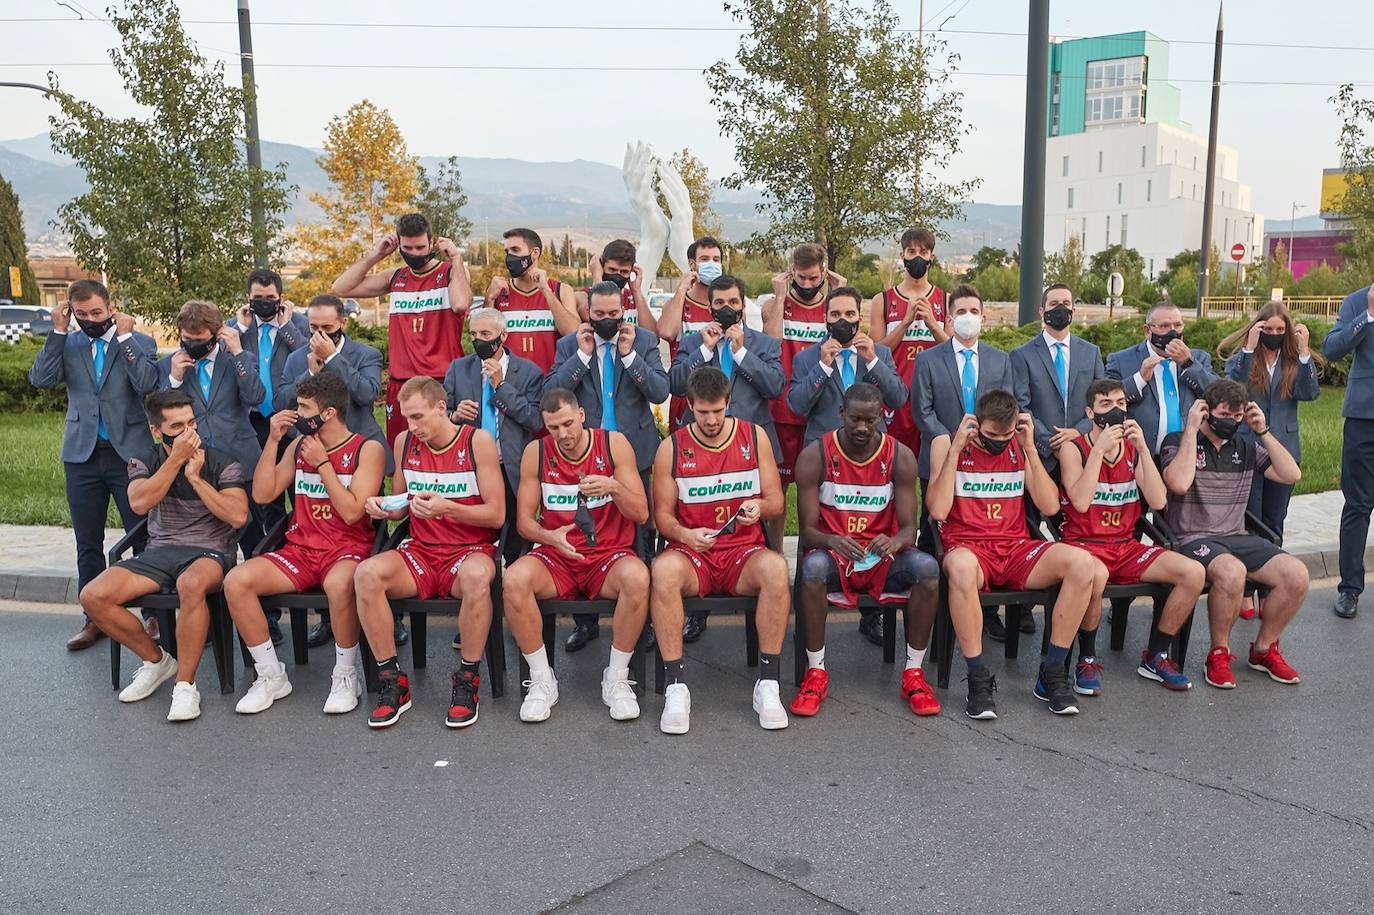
left=128, top=446, right=246, bottom=553
left=1160, top=432, right=1271, bottom=542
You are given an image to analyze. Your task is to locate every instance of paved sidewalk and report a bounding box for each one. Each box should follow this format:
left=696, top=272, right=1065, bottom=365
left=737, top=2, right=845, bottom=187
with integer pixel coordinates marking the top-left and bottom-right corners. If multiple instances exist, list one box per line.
left=0, top=489, right=1368, bottom=604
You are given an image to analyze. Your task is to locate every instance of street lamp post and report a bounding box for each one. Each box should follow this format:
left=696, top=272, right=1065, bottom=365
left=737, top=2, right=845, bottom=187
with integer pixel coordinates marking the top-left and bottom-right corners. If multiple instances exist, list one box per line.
left=1288, top=202, right=1304, bottom=275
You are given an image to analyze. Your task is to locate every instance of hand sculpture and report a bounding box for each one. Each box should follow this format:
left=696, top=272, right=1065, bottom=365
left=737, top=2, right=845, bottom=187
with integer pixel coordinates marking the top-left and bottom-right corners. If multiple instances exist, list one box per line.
left=623, top=141, right=669, bottom=283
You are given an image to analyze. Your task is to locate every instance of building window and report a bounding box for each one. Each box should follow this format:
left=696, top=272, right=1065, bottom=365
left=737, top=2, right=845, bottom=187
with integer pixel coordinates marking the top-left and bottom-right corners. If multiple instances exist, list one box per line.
left=1149, top=258, right=1154, bottom=277
left=1086, top=56, right=1144, bottom=90
left=1098, top=151, right=1104, bottom=172
left=1121, top=214, right=1128, bottom=247
left=1117, top=182, right=1123, bottom=205
left=1062, top=155, right=1069, bottom=177
left=1141, top=145, right=1147, bottom=167
left=1105, top=214, right=1111, bottom=248
left=1174, top=149, right=1179, bottom=165
left=1147, top=179, right=1152, bottom=202
left=1192, top=184, right=1197, bottom=200
left=1082, top=217, right=1087, bottom=241
left=1193, top=155, right=1198, bottom=171
left=1067, top=187, right=1075, bottom=209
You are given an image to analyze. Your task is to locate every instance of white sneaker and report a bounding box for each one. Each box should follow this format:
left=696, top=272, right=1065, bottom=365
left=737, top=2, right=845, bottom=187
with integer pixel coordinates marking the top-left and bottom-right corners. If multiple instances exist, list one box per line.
left=118, top=651, right=178, bottom=703
left=660, top=682, right=691, bottom=735
left=235, top=663, right=292, bottom=714
left=323, top=666, right=363, bottom=714
left=752, top=679, right=790, bottom=730
left=601, top=667, right=640, bottom=721
left=167, top=681, right=201, bottom=722
left=519, top=673, right=559, bottom=722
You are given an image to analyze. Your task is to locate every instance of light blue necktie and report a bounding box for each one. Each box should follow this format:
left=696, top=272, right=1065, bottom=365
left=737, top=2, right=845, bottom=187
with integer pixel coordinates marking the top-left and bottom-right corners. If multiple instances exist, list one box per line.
left=1053, top=342, right=1068, bottom=405
left=601, top=342, right=617, bottom=432
left=719, top=341, right=734, bottom=380
left=258, top=324, right=273, bottom=416
left=1161, top=362, right=1182, bottom=435
left=480, top=379, right=498, bottom=438
left=92, top=338, right=108, bottom=441
left=961, top=349, right=977, bottom=415
left=839, top=350, right=855, bottom=390
left=197, top=358, right=212, bottom=401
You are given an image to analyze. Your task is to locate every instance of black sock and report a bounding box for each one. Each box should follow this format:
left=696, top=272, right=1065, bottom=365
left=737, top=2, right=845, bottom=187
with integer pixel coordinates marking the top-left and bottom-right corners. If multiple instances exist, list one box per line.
left=1044, top=644, right=1069, bottom=668
left=377, top=655, right=400, bottom=673
left=663, top=659, right=684, bottom=685
left=758, top=652, right=780, bottom=681
left=964, top=652, right=984, bottom=671
left=1146, top=627, right=1173, bottom=658
left=460, top=658, right=481, bottom=678
left=1078, top=627, right=1098, bottom=659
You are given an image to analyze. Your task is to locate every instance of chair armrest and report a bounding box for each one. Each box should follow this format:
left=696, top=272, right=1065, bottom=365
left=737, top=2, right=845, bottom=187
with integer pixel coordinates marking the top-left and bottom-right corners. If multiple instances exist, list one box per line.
left=924, top=516, right=945, bottom=561
left=1245, top=510, right=1281, bottom=545
left=107, top=518, right=150, bottom=565
left=382, top=517, right=412, bottom=551
left=252, top=514, right=291, bottom=557
left=1145, top=510, right=1182, bottom=550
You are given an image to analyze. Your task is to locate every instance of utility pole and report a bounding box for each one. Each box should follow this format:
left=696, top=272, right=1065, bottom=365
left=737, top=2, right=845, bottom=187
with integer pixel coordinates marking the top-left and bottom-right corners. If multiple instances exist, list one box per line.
left=1017, top=0, right=1050, bottom=326
left=1196, top=4, right=1224, bottom=304
left=914, top=0, right=924, bottom=219
left=237, top=0, right=267, bottom=267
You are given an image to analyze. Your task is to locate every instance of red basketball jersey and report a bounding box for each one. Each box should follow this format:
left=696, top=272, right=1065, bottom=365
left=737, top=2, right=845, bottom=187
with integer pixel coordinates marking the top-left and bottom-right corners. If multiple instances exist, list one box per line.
left=668, top=291, right=718, bottom=430
left=285, top=433, right=375, bottom=552
left=491, top=279, right=562, bottom=373
left=401, top=424, right=496, bottom=547
left=817, top=431, right=899, bottom=548
left=672, top=419, right=766, bottom=551
left=940, top=437, right=1028, bottom=544
left=537, top=428, right=635, bottom=553
left=1059, top=435, right=1143, bottom=543
left=882, top=284, right=946, bottom=381
left=387, top=262, right=463, bottom=380
left=769, top=290, right=830, bottom=427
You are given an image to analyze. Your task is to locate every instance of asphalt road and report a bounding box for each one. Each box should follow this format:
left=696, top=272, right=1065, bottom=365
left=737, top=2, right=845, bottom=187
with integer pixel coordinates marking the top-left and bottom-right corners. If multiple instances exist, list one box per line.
left=2, top=585, right=1370, bottom=914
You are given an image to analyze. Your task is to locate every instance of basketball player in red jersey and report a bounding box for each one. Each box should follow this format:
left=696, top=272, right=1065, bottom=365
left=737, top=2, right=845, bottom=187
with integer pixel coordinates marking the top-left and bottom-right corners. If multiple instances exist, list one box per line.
left=355, top=378, right=504, bottom=730
left=867, top=227, right=948, bottom=459
left=1057, top=378, right=1205, bottom=694
left=791, top=383, right=943, bottom=718
left=650, top=367, right=791, bottom=734
left=501, top=387, right=651, bottom=724
left=331, top=212, right=474, bottom=445
left=578, top=238, right=659, bottom=335
left=657, top=236, right=725, bottom=432
left=224, top=371, right=387, bottom=716
left=926, top=389, right=1097, bottom=721
left=485, top=227, right=579, bottom=373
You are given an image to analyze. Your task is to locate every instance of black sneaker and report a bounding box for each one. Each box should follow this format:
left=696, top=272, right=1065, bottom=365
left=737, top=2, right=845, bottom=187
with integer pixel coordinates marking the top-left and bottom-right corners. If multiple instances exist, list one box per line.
left=965, top=667, right=998, bottom=720
left=368, top=669, right=412, bottom=729
left=1018, top=607, right=1037, bottom=634
left=858, top=611, right=885, bottom=646
left=682, top=613, right=708, bottom=644
left=1034, top=662, right=1080, bottom=716
left=393, top=618, right=410, bottom=647
left=984, top=609, right=1006, bottom=643
left=267, top=616, right=284, bottom=647
left=306, top=617, right=332, bottom=648
left=446, top=670, right=480, bottom=729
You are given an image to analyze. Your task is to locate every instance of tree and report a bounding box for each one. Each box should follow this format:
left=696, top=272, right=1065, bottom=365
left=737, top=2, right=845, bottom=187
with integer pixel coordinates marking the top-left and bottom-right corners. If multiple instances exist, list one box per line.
left=413, top=156, right=472, bottom=244
left=1044, top=235, right=1086, bottom=291
left=969, top=246, right=1009, bottom=278
left=46, top=0, right=290, bottom=322
left=706, top=0, right=975, bottom=267
left=1332, top=84, right=1374, bottom=276
left=0, top=175, right=37, bottom=305
left=291, top=100, right=418, bottom=315
left=1087, top=244, right=1147, bottom=298
left=659, top=148, right=723, bottom=242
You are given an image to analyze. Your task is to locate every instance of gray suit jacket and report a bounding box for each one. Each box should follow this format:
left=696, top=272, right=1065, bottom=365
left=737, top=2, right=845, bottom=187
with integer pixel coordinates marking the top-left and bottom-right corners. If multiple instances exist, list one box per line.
left=1105, top=341, right=1218, bottom=455
left=239, top=314, right=310, bottom=404
left=912, top=339, right=1013, bottom=478
left=1322, top=285, right=1374, bottom=419
left=444, top=350, right=545, bottom=492
left=786, top=341, right=907, bottom=449
left=276, top=336, right=388, bottom=471
left=548, top=327, right=669, bottom=472
left=670, top=327, right=785, bottom=456
left=157, top=347, right=266, bottom=469
left=1225, top=349, right=1319, bottom=461
left=29, top=329, right=161, bottom=464
left=1011, top=333, right=1105, bottom=463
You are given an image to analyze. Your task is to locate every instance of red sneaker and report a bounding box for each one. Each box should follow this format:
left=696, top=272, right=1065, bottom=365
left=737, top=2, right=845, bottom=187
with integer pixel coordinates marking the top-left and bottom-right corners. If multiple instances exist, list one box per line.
left=1238, top=597, right=1256, bottom=621
left=789, top=667, right=828, bottom=716
left=1248, top=641, right=1300, bottom=684
left=1204, top=647, right=1237, bottom=689
left=901, top=667, right=941, bottom=716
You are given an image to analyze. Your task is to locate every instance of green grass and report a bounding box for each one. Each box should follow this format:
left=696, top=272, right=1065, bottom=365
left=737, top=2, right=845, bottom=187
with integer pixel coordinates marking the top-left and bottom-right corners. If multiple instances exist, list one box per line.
left=1295, top=386, right=1345, bottom=496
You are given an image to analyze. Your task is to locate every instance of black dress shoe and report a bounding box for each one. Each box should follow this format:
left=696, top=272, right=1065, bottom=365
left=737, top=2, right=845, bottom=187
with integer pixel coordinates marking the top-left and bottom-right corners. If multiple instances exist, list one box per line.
left=858, top=611, right=885, bottom=646
left=984, top=610, right=1006, bottom=643
left=1334, top=592, right=1359, bottom=619
left=565, top=622, right=599, bottom=652
left=267, top=617, right=284, bottom=647
left=1019, top=608, right=1037, bottom=634
left=682, top=613, right=708, bottom=644
left=394, top=619, right=410, bottom=647
left=639, top=623, right=656, bottom=652
left=306, top=617, right=333, bottom=648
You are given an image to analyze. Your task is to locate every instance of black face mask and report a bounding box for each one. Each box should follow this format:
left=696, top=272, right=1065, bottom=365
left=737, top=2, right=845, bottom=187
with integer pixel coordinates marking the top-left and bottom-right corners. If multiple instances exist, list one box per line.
left=400, top=249, right=434, bottom=273
left=1209, top=416, right=1240, bottom=441
left=505, top=253, right=533, bottom=279
left=792, top=280, right=823, bottom=301
left=1259, top=332, right=1285, bottom=351
left=161, top=430, right=180, bottom=448
left=574, top=492, right=598, bottom=547
left=77, top=316, right=115, bottom=339
left=323, top=329, right=345, bottom=346
left=294, top=412, right=327, bottom=437
left=249, top=297, right=280, bottom=321
left=591, top=316, right=623, bottom=341
left=827, top=318, right=858, bottom=346
left=181, top=338, right=214, bottom=360
left=603, top=272, right=630, bottom=291
left=1044, top=305, right=1073, bottom=331
left=472, top=337, right=502, bottom=360
left=711, top=307, right=741, bottom=330
left=979, top=434, right=1012, bottom=455
left=903, top=255, right=930, bottom=280
left=1093, top=407, right=1127, bottom=429
left=1150, top=330, right=1183, bottom=351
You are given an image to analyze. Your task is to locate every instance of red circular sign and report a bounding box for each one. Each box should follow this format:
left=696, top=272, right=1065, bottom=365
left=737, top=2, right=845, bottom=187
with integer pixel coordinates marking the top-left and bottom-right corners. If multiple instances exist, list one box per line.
left=1230, top=243, right=1246, bottom=261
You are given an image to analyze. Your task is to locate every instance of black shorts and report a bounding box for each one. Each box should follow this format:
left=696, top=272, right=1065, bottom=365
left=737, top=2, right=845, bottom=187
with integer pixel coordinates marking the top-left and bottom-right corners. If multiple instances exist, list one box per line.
left=114, top=546, right=232, bottom=592
left=1180, top=534, right=1285, bottom=574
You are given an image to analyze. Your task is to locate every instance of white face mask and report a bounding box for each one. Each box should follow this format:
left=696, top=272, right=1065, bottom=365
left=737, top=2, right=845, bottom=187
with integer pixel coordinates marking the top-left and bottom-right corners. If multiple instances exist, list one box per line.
left=952, top=313, right=982, bottom=340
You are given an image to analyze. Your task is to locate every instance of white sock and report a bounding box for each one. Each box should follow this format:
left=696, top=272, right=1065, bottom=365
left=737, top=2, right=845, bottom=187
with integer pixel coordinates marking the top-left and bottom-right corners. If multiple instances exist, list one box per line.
left=806, top=647, right=826, bottom=670
left=248, top=639, right=282, bottom=673
left=335, top=642, right=360, bottom=671
left=906, top=645, right=926, bottom=671
left=524, top=645, right=553, bottom=680
left=608, top=646, right=633, bottom=674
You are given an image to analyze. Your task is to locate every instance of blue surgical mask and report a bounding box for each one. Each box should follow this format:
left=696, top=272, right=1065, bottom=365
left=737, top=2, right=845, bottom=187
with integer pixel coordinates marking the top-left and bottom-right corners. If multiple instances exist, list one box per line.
left=696, top=262, right=723, bottom=284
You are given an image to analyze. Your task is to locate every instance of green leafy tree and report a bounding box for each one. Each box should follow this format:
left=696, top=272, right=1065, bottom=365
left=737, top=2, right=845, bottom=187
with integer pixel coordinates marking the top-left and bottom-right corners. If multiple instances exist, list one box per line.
left=969, top=246, right=1009, bottom=278
left=0, top=175, right=37, bottom=304
left=1332, top=84, right=1374, bottom=276
left=1168, top=266, right=1200, bottom=309
left=972, top=263, right=1020, bottom=303
left=706, top=0, right=975, bottom=266
left=1087, top=244, right=1147, bottom=299
left=1044, top=234, right=1086, bottom=291
left=413, top=156, right=472, bottom=244
left=47, top=0, right=290, bottom=322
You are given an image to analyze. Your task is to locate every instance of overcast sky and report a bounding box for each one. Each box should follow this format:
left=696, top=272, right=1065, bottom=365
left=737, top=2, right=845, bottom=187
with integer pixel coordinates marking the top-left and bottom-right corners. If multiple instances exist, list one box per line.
left=1, top=0, right=1368, bottom=222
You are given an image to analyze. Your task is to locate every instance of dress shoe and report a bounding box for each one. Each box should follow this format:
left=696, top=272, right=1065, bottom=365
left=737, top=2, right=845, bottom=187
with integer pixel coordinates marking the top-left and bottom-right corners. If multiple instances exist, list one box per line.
left=858, top=611, right=885, bottom=646
left=143, top=616, right=160, bottom=642
left=267, top=617, right=284, bottom=647
left=639, top=623, right=657, bottom=652
left=1019, top=608, right=1037, bottom=634
left=66, top=620, right=106, bottom=651
left=565, top=622, right=599, bottom=652
left=306, top=617, right=333, bottom=649
left=394, top=619, right=410, bottom=647
left=984, top=610, right=1006, bottom=643
left=682, top=613, right=708, bottom=644
left=1334, top=592, right=1359, bottom=619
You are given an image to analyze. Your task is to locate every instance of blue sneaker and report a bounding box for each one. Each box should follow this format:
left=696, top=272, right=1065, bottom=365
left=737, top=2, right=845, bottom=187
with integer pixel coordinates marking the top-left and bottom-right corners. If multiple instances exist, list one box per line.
left=1137, top=650, right=1192, bottom=691
left=1074, top=657, right=1104, bottom=696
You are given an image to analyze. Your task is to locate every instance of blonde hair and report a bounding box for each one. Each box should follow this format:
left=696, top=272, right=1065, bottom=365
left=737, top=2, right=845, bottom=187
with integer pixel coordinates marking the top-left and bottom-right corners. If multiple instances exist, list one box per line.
left=398, top=376, right=446, bottom=407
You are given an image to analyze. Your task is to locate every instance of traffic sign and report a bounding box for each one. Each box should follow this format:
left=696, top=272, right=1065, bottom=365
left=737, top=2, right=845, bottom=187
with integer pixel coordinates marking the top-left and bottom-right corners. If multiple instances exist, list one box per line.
left=1107, top=272, right=1124, bottom=297
left=1230, top=243, right=1246, bottom=262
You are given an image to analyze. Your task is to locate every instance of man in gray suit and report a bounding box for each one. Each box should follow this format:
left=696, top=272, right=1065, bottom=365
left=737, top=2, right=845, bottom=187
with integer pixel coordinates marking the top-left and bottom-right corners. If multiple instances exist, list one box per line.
left=1104, top=303, right=1218, bottom=457
left=549, top=280, right=669, bottom=649
left=1324, top=285, right=1374, bottom=619
left=786, top=286, right=907, bottom=449
left=1011, top=283, right=1105, bottom=470
left=29, top=279, right=161, bottom=650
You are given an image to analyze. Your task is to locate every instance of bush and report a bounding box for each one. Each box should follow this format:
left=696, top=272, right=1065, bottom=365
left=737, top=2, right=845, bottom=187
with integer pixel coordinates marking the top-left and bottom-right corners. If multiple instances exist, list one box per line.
left=3, top=338, right=68, bottom=412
